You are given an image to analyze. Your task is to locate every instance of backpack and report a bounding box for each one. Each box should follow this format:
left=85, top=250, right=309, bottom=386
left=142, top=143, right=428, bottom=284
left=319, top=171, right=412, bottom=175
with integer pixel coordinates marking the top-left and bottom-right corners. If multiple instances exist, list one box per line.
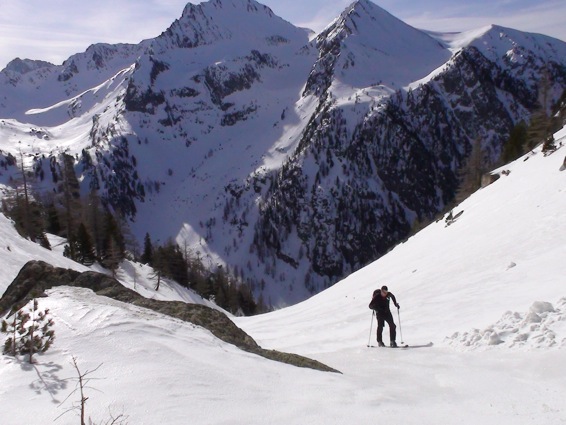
left=368, top=289, right=380, bottom=310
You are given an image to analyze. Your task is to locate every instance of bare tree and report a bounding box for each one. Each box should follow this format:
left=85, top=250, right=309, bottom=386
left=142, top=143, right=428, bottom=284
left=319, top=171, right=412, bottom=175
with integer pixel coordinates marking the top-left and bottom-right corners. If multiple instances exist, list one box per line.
left=18, top=147, right=32, bottom=239
left=60, top=153, right=82, bottom=258
left=527, top=67, right=554, bottom=150
left=57, top=357, right=103, bottom=425
left=57, top=357, right=129, bottom=424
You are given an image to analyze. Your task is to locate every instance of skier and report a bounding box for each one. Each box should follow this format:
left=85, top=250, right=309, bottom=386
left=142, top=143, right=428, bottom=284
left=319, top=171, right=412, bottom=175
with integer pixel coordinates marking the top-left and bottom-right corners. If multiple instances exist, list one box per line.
left=369, top=285, right=400, bottom=347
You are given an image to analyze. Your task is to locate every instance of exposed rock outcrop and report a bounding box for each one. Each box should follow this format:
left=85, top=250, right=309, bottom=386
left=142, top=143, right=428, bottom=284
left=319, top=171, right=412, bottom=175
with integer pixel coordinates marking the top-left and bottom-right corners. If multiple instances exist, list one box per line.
left=0, top=260, right=339, bottom=373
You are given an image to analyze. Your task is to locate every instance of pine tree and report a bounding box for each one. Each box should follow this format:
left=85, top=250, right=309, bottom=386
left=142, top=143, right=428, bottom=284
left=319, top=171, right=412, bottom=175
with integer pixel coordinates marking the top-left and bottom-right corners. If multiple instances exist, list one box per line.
left=75, top=222, right=96, bottom=266
left=1, top=300, right=55, bottom=363
left=502, top=121, right=528, bottom=163
left=162, top=242, right=189, bottom=287
left=18, top=147, right=33, bottom=239
left=85, top=189, right=105, bottom=260
left=43, top=194, right=62, bottom=235
left=103, top=235, right=123, bottom=277
left=150, top=246, right=164, bottom=291
left=187, top=251, right=207, bottom=290
left=1, top=307, right=20, bottom=356
left=256, top=292, right=267, bottom=314
left=59, top=153, right=82, bottom=258
left=195, top=272, right=214, bottom=300
left=237, top=284, right=257, bottom=316
left=140, top=233, right=153, bottom=265
left=526, top=67, right=554, bottom=150
left=101, top=211, right=125, bottom=274
left=20, top=299, right=55, bottom=363
left=148, top=241, right=189, bottom=288
left=455, top=137, right=485, bottom=204
left=121, top=220, right=140, bottom=262
left=1, top=150, right=51, bottom=248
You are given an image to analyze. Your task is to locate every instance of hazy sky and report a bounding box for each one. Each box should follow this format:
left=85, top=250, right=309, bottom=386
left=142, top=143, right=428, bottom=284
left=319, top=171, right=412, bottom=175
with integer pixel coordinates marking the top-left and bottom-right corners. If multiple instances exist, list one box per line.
left=1, top=0, right=566, bottom=70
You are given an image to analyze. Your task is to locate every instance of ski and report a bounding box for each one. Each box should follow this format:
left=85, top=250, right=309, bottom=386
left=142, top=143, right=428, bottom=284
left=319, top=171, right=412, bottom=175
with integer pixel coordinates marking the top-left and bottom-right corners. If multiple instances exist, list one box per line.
left=367, top=342, right=433, bottom=349
left=367, top=344, right=408, bottom=348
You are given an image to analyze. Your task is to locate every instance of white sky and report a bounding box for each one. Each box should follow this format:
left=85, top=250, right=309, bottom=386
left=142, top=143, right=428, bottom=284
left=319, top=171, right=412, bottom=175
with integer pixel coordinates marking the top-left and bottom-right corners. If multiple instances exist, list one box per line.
left=1, top=0, right=566, bottom=70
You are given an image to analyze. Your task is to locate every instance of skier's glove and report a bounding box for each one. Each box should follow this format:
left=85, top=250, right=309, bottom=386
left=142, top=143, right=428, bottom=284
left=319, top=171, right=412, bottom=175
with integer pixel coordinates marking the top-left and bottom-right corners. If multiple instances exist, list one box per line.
left=396, top=304, right=400, bottom=309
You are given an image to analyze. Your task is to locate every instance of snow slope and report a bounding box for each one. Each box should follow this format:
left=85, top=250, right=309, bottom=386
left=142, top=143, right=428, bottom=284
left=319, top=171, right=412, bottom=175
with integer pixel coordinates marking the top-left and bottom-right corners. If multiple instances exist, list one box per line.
left=237, top=132, right=566, bottom=354
left=1, top=126, right=565, bottom=424
left=0, top=43, right=147, bottom=124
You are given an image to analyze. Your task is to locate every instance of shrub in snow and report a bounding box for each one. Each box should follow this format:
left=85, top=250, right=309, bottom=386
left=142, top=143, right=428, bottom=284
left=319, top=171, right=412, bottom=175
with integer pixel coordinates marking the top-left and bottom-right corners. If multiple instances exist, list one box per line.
left=1, top=307, right=21, bottom=356
left=1, top=299, right=55, bottom=363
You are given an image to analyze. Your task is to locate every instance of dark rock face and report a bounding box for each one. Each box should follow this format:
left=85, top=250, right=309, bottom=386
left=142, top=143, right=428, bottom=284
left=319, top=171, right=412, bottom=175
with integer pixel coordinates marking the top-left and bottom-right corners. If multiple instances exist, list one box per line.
left=204, top=63, right=261, bottom=106
left=58, top=61, right=79, bottom=82
left=124, top=82, right=166, bottom=114
left=0, top=261, right=80, bottom=312
left=0, top=261, right=339, bottom=373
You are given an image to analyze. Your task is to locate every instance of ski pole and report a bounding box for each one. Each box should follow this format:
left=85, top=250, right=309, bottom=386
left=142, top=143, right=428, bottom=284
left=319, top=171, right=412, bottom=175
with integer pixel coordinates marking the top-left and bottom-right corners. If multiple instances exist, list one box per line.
left=397, top=308, right=404, bottom=344
left=367, top=310, right=375, bottom=347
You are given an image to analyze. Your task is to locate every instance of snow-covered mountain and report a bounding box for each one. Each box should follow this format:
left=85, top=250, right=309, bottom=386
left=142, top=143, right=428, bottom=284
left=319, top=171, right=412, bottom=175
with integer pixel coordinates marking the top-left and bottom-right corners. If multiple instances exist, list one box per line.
left=1, top=0, right=566, bottom=306
left=1, top=119, right=565, bottom=425
left=304, top=0, right=451, bottom=96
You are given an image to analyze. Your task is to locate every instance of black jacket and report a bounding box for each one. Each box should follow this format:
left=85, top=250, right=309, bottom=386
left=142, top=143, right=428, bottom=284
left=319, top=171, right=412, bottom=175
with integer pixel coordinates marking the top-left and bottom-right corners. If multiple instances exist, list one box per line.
left=369, top=290, right=398, bottom=313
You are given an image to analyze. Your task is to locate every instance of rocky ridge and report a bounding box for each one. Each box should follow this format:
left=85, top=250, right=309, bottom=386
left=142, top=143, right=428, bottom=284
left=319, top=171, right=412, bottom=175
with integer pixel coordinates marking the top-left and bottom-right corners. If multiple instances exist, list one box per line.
left=0, top=260, right=339, bottom=373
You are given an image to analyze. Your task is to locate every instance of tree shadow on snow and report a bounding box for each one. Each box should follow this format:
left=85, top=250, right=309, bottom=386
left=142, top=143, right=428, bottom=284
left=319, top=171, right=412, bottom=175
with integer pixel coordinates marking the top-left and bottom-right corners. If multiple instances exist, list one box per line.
left=18, top=359, right=67, bottom=404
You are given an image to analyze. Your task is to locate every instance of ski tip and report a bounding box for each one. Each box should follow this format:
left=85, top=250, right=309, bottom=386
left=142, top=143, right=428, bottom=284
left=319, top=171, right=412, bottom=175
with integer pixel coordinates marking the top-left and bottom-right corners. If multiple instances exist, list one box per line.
left=401, top=342, right=434, bottom=348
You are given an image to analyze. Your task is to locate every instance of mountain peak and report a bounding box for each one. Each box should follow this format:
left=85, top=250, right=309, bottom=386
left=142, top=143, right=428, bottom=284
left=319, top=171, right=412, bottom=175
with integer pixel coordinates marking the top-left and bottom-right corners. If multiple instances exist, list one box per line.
left=156, top=0, right=306, bottom=52
left=320, top=0, right=400, bottom=41
left=348, top=0, right=386, bottom=14
left=307, top=0, right=450, bottom=92
left=2, top=57, right=54, bottom=74
left=181, top=0, right=275, bottom=20
left=437, top=23, right=566, bottom=65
